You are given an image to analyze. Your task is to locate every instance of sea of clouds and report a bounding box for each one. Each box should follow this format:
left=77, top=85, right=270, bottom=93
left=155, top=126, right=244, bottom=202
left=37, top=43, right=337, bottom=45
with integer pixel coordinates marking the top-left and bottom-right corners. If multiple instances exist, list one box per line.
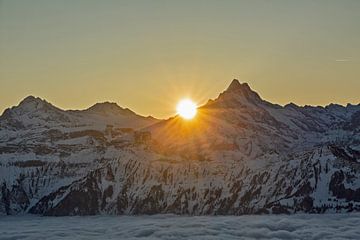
left=0, top=214, right=359, bottom=240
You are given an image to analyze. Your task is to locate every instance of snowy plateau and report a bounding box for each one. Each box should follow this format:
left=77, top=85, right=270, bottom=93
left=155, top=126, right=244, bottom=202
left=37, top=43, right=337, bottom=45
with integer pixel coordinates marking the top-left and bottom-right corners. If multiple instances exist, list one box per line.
left=0, top=79, right=360, bottom=216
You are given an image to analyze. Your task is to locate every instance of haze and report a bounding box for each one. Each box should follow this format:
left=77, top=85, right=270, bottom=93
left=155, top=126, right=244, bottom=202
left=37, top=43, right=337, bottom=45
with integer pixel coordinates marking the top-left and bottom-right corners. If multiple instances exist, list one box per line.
left=0, top=0, right=359, bottom=119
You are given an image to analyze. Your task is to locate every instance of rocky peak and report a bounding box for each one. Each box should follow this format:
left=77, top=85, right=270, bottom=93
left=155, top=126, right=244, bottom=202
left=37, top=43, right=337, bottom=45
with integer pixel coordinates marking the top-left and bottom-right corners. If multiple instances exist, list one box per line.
left=10, top=96, right=55, bottom=114
left=285, top=102, right=299, bottom=109
left=224, top=79, right=258, bottom=97
left=226, top=79, right=242, bottom=91
left=206, top=79, right=263, bottom=108
left=20, top=95, right=45, bottom=105
left=86, top=102, right=135, bottom=116
left=0, top=96, right=69, bottom=129
left=88, top=102, right=120, bottom=111
left=226, top=79, right=251, bottom=93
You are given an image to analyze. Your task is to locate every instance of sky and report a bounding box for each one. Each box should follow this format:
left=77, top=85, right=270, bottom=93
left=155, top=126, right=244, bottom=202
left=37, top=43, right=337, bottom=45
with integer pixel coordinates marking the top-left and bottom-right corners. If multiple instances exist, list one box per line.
left=0, top=0, right=359, bottom=119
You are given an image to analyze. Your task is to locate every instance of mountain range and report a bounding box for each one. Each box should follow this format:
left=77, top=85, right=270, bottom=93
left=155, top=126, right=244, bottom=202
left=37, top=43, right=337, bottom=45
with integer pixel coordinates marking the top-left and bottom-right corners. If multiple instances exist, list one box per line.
left=0, top=79, right=359, bottom=216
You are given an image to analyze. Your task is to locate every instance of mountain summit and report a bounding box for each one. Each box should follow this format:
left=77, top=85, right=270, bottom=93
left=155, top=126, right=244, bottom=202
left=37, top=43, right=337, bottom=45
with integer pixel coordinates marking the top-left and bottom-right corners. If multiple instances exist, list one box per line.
left=0, top=96, right=159, bottom=130
left=85, top=102, right=135, bottom=116
left=226, top=79, right=251, bottom=93
left=206, top=79, right=263, bottom=108
left=11, top=95, right=56, bottom=113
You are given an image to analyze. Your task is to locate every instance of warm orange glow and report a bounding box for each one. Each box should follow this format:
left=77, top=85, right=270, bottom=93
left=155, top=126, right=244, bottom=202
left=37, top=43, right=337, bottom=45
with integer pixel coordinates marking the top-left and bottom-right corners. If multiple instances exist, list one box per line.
left=150, top=105, right=225, bottom=159
left=176, top=99, right=197, bottom=120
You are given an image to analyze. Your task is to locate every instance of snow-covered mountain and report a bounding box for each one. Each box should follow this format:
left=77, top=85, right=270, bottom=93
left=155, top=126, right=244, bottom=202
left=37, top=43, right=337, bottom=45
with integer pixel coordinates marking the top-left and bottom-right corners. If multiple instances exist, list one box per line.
left=0, top=96, right=158, bottom=130
left=1, top=80, right=359, bottom=215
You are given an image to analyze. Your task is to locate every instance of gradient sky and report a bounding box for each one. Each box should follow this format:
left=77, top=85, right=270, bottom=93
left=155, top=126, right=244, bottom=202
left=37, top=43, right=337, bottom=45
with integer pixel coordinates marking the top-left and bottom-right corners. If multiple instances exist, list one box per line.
left=1, top=0, right=359, bottom=119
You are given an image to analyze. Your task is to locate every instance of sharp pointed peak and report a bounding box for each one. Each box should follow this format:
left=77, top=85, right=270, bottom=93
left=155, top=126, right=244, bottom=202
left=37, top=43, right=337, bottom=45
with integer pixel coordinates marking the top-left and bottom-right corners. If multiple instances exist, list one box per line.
left=204, top=79, right=263, bottom=108
left=226, top=79, right=252, bottom=92
left=227, top=79, right=241, bottom=89
left=225, top=79, right=260, bottom=98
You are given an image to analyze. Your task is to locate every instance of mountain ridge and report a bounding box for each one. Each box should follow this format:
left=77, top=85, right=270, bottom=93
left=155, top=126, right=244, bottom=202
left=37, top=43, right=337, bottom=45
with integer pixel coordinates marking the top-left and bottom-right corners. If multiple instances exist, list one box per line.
left=0, top=79, right=359, bottom=216
left=1, top=95, right=159, bottom=120
left=2, top=80, right=359, bottom=119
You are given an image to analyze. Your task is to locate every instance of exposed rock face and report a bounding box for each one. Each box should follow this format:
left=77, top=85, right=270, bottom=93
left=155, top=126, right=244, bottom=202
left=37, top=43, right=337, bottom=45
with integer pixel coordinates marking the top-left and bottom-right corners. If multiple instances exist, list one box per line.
left=1, top=79, right=360, bottom=216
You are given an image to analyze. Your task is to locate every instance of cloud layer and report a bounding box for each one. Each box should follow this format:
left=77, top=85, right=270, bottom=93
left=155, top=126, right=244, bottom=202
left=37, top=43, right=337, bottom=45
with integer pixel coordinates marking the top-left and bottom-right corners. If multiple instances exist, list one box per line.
left=1, top=214, right=359, bottom=240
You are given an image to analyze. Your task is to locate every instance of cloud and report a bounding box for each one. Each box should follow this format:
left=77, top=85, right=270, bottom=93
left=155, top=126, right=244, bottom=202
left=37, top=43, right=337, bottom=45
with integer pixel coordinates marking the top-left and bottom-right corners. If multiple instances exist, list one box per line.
left=335, top=59, right=351, bottom=62
left=1, top=214, right=360, bottom=239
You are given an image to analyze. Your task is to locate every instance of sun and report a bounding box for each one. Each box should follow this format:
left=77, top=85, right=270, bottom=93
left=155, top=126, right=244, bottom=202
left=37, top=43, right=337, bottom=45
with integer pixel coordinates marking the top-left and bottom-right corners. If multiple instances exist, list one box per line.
left=176, top=99, right=197, bottom=120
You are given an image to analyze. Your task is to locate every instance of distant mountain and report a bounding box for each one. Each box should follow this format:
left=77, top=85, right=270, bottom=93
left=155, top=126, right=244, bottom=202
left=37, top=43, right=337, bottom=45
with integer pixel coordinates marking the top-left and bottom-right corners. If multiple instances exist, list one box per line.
left=1, top=80, right=359, bottom=216
left=0, top=96, right=159, bottom=130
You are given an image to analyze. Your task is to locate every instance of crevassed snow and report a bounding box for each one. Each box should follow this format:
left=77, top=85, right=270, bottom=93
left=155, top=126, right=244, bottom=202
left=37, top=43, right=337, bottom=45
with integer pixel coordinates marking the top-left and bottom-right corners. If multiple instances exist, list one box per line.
left=0, top=214, right=359, bottom=240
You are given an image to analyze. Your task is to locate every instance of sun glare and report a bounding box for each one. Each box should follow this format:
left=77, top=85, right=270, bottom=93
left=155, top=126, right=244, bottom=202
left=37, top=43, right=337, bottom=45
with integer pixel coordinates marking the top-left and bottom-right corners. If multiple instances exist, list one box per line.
left=176, top=99, right=197, bottom=120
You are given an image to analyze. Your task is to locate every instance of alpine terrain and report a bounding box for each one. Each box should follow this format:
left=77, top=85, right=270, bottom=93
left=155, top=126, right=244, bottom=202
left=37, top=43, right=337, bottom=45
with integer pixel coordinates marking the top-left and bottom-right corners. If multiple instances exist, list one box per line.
left=1, top=79, right=359, bottom=216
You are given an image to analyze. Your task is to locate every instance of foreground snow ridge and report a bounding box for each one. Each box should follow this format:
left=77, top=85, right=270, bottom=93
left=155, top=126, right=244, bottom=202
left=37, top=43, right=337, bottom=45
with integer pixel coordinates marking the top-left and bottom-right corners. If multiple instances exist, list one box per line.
left=0, top=79, right=359, bottom=216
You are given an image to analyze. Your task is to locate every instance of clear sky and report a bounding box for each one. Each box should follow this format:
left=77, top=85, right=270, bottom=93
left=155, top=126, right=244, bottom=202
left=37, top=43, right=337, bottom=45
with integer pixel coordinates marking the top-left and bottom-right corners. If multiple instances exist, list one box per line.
left=1, top=0, right=359, bottom=119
